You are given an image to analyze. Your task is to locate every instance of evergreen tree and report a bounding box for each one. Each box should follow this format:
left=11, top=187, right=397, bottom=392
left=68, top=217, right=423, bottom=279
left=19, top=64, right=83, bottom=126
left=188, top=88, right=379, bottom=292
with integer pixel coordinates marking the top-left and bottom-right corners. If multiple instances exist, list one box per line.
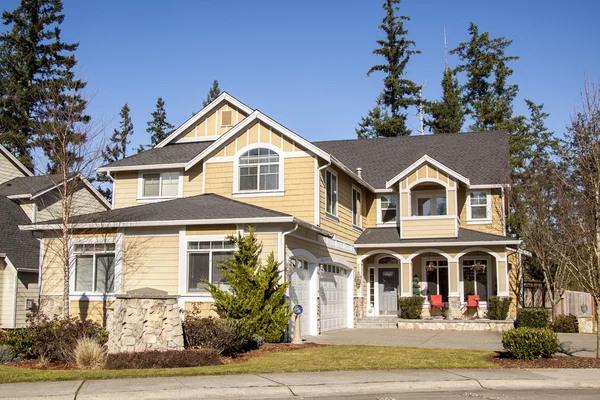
left=424, top=67, right=465, bottom=134
left=450, top=22, right=519, bottom=132
left=97, top=102, right=133, bottom=200
left=204, top=228, right=293, bottom=343
left=357, top=0, right=421, bottom=138
left=139, top=97, right=174, bottom=152
left=0, top=0, right=87, bottom=171
left=202, top=79, right=221, bottom=107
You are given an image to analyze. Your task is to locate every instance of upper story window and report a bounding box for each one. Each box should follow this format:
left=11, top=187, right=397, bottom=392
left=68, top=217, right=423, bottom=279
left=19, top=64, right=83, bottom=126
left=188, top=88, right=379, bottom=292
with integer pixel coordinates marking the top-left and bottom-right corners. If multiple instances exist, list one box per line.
left=187, top=240, right=234, bottom=293
left=379, top=195, right=397, bottom=224
left=413, top=191, right=447, bottom=216
left=239, top=148, right=280, bottom=191
left=352, top=187, right=362, bottom=227
left=325, top=170, right=338, bottom=216
left=141, top=172, right=180, bottom=198
left=467, top=190, right=491, bottom=223
left=74, top=243, right=115, bottom=294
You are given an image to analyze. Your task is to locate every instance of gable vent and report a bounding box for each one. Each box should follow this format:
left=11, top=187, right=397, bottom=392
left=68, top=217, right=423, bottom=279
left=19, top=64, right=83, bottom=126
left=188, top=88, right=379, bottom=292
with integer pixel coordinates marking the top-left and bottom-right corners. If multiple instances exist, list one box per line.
left=221, top=110, right=233, bottom=127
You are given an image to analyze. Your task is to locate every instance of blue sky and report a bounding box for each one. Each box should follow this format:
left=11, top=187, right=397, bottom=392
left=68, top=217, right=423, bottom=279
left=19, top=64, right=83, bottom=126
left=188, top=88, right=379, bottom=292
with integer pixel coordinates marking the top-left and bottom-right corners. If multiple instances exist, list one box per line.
left=4, top=0, right=599, bottom=156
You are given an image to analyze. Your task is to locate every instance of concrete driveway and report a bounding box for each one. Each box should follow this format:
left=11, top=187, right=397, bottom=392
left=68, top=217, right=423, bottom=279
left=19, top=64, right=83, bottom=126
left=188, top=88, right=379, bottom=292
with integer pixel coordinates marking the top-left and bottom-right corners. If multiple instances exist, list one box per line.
left=306, top=329, right=598, bottom=357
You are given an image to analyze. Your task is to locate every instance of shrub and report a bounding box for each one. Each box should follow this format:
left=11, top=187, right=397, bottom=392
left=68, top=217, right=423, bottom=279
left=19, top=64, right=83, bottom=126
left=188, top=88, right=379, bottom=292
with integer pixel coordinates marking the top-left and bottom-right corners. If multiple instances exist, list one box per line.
left=105, top=349, right=221, bottom=370
left=516, top=308, right=550, bottom=329
left=0, top=330, right=7, bottom=345
left=0, top=345, right=17, bottom=364
left=398, top=296, right=425, bottom=319
left=183, top=315, right=261, bottom=356
left=74, top=337, right=106, bottom=370
left=487, top=296, right=511, bottom=320
left=204, top=228, right=293, bottom=343
left=502, top=327, right=560, bottom=359
left=27, top=314, right=108, bottom=363
left=552, top=314, right=579, bottom=333
left=5, top=328, right=34, bottom=358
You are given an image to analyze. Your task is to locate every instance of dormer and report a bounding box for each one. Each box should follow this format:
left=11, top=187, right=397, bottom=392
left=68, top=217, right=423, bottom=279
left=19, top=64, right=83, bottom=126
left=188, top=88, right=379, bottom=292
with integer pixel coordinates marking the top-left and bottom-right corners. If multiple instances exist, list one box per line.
left=386, top=155, right=470, bottom=239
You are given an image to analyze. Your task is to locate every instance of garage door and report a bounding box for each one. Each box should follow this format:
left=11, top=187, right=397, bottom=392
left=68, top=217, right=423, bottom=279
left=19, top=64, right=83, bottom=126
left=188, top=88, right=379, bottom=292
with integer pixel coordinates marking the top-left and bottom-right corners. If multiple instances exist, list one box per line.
left=319, top=264, right=349, bottom=332
left=289, top=258, right=312, bottom=336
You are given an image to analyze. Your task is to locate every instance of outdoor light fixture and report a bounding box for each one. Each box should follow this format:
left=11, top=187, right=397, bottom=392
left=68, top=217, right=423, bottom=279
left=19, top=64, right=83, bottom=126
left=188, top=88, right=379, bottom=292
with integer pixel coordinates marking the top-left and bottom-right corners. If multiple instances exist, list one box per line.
left=426, top=261, right=436, bottom=272
left=318, top=264, right=325, bottom=279
left=473, top=260, right=487, bottom=272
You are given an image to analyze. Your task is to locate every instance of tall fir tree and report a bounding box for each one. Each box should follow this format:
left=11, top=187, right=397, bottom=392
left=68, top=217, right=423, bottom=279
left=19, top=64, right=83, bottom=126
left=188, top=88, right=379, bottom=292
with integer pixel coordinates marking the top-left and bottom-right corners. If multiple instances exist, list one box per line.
left=0, top=0, right=87, bottom=172
left=450, top=22, right=519, bottom=133
left=202, top=79, right=221, bottom=107
left=357, top=0, right=421, bottom=138
left=204, top=228, right=293, bottom=343
left=138, top=97, right=174, bottom=152
left=97, top=102, right=133, bottom=200
left=424, top=67, right=465, bottom=134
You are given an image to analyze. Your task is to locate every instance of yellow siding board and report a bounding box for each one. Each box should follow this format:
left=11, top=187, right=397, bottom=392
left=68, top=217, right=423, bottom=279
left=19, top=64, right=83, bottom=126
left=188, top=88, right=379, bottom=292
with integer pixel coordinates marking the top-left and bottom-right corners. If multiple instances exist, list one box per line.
left=0, top=152, right=27, bottom=184
left=70, top=300, right=111, bottom=324
left=417, top=165, right=427, bottom=180
left=401, top=192, right=409, bottom=217
left=114, top=171, right=138, bottom=209
left=402, top=219, right=455, bottom=239
left=248, top=122, right=259, bottom=144
left=183, top=163, right=203, bottom=197
left=186, top=225, right=237, bottom=236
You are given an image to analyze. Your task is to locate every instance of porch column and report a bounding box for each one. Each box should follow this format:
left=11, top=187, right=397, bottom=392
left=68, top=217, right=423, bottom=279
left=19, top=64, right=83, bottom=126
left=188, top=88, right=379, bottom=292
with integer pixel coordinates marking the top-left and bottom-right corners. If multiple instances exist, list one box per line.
left=448, top=260, right=461, bottom=319
left=497, top=259, right=510, bottom=297
left=401, top=261, right=412, bottom=297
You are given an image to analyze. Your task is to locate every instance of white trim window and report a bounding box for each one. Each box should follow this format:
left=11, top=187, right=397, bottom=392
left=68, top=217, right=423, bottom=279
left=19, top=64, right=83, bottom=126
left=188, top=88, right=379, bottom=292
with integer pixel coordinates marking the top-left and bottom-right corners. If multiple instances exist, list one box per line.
left=378, top=195, right=397, bottom=224
left=140, top=171, right=181, bottom=198
left=352, top=187, right=362, bottom=228
left=238, top=148, right=280, bottom=191
left=73, top=243, right=116, bottom=294
left=187, top=240, right=234, bottom=293
left=325, top=170, right=338, bottom=217
left=461, top=259, right=490, bottom=302
left=412, top=190, right=447, bottom=216
left=467, top=190, right=492, bottom=223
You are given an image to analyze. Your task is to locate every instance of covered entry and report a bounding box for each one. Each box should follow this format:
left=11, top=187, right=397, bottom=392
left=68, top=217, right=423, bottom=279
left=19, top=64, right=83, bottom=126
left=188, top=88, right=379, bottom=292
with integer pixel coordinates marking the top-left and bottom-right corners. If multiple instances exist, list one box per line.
left=365, top=255, right=402, bottom=316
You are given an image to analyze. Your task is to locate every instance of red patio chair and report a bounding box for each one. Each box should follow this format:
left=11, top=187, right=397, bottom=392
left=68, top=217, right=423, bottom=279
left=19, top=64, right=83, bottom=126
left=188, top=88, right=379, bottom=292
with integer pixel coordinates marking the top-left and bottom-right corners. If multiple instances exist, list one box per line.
left=467, top=295, right=480, bottom=318
left=430, top=294, right=444, bottom=312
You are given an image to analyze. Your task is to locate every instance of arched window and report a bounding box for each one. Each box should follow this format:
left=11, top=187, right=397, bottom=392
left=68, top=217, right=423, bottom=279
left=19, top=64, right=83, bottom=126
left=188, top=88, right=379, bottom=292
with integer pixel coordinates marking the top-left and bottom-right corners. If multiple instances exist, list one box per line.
left=239, top=148, right=280, bottom=191
left=376, top=256, right=399, bottom=264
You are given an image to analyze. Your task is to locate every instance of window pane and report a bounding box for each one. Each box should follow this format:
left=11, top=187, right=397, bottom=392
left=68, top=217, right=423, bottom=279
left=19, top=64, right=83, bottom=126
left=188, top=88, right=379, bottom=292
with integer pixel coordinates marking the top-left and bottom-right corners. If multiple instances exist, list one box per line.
left=352, top=190, right=360, bottom=225
left=259, top=164, right=279, bottom=190
left=95, top=254, right=115, bottom=293
left=463, top=267, right=475, bottom=302
left=143, top=174, right=160, bottom=197
left=426, top=268, right=438, bottom=295
left=471, top=192, right=487, bottom=205
left=75, top=255, right=93, bottom=292
left=436, top=197, right=447, bottom=215
left=198, top=241, right=211, bottom=249
left=74, top=244, right=85, bottom=252
left=240, top=166, right=258, bottom=190
left=331, top=174, right=337, bottom=215
left=472, top=205, right=487, bottom=219
left=418, top=198, right=431, bottom=216
left=439, top=268, right=449, bottom=302
left=188, top=242, right=198, bottom=250
left=381, top=208, right=397, bottom=223
left=188, top=253, right=210, bottom=292
left=476, top=269, right=488, bottom=301
left=212, top=251, right=231, bottom=288
left=211, top=241, right=223, bottom=249
left=326, top=172, right=332, bottom=213
left=161, top=172, right=179, bottom=197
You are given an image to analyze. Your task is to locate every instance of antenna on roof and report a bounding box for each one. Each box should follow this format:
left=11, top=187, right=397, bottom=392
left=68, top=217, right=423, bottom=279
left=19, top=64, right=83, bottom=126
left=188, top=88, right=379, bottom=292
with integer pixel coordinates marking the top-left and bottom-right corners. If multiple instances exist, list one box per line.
left=444, top=27, right=449, bottom=71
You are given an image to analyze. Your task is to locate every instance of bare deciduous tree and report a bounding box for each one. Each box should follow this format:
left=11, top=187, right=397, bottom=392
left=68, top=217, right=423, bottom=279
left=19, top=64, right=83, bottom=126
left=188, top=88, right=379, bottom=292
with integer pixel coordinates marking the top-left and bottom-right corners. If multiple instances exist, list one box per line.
left=555, top=74, right=600, bottom=358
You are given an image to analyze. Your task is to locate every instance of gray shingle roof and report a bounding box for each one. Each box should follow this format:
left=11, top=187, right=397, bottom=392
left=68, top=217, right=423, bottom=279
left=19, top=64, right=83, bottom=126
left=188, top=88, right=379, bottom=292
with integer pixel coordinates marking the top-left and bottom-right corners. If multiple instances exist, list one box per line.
left=355, top=227, right=517, bottom=246
left=35, top=193, right=290, bottom=225
left=313, top=130, right=510, bottom=188
left=0, top=174, right=63, bottom=197
left=100, top=142, right=213, bottom=169
left=0, top=196, right=39, bottom=271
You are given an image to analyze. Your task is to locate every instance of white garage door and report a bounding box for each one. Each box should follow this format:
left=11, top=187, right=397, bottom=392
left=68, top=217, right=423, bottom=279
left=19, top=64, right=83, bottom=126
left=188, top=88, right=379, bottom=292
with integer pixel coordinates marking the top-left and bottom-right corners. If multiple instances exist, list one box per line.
left=319, top=264, right=349, bottom=332
left=289, top=258, right=312, bottom=336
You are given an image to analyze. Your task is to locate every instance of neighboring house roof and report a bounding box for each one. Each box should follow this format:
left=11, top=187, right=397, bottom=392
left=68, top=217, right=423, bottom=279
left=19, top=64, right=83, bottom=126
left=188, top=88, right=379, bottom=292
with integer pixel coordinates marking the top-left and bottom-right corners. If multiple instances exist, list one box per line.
left=354, top=227, right=520, bottom=247
left=313, top=130, right=510, bottom=187
left=0, top=174, right=64, bottom=197
left=0, top=196, right=39, bottom=271
left=21, top=193, right=325, bottom=233
left=97, top=142, right=213, bottom=171
left=0, top=145, right=34, bottom=177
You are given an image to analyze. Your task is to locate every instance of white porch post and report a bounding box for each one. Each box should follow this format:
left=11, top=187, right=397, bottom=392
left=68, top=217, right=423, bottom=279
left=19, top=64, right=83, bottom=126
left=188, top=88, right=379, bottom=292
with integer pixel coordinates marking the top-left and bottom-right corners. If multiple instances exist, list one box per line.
left=401, top=261, right=412, bottom=297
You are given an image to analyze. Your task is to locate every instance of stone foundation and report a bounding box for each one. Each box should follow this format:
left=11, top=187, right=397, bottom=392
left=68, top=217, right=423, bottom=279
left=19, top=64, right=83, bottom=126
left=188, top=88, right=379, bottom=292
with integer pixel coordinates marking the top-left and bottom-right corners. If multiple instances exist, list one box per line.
left=396, top=319, right=513, bottom=332
left=578, top=317, right=595, bottom=334
left=106, top=288, right=184, bottom=353
left=353, top=297, right=365, bottom=324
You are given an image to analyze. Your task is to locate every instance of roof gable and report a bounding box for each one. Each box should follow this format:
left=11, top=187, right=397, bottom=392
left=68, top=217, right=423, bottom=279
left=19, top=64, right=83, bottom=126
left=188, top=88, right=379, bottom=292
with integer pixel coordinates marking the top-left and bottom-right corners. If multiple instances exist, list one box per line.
left=385, top=155, right=470, bottom=189
left=156, top=92, right=253, bottom=148
left=0, top=145, right=33, bottom=178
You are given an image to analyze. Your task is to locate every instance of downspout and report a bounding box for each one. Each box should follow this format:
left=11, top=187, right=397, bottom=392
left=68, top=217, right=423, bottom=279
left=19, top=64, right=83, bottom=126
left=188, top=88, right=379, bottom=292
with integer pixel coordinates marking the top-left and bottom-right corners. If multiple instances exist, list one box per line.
left=13, top=270, right=18, bottom=328
left=315, top=159, right=332, bottom=227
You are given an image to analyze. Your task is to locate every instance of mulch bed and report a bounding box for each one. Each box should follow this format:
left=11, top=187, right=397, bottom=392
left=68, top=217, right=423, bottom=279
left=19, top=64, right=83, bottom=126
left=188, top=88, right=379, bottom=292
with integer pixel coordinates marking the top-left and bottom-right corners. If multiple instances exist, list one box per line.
left=490, top=352, right=600, bottom=368
left=220, top=342, right=327, bottom=365
left=6, top=342, right=328, bottom=370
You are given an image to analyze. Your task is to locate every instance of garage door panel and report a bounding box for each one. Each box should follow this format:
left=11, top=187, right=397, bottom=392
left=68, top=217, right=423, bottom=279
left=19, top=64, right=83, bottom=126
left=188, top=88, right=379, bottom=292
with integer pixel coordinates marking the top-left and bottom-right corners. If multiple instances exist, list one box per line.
left=319, top=270, right=349, bottom=332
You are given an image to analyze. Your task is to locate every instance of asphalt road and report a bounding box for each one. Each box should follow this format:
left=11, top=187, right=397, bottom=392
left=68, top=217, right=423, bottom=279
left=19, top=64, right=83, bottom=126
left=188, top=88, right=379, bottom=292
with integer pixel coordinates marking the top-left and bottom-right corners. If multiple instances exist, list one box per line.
left=268, top=389, right=600, bottom=400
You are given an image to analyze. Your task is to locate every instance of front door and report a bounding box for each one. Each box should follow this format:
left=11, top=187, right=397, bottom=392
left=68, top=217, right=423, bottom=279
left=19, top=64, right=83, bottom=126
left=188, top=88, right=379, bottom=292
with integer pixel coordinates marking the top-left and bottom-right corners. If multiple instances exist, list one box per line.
left=378, top=268, right=399, bottom=315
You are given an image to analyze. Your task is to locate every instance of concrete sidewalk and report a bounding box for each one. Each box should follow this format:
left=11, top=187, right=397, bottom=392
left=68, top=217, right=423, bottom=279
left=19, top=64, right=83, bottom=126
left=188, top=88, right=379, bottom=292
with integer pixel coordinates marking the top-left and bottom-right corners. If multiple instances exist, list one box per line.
left=2, top=369, right=600, bottom=399
left=306, top=329, right=598, bottom=357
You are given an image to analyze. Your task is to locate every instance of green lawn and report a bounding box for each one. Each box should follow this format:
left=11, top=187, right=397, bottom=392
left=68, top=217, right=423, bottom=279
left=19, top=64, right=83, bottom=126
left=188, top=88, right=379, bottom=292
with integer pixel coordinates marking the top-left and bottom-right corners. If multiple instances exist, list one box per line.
left=0, top=345, right=497, bottom=384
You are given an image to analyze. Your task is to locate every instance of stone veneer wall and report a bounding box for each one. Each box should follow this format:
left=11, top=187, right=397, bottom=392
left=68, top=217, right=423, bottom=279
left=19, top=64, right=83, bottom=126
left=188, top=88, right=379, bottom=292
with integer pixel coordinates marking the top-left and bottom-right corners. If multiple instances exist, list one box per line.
left=107, top=290, right=184, bottom=353
left=353, top=297, right=365, bottom=324
left=39, top=295, right=64, bottom=318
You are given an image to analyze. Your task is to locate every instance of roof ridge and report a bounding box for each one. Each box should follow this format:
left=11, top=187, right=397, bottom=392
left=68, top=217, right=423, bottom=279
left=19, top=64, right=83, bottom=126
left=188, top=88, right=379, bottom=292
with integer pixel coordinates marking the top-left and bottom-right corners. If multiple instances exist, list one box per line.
left=312, top=130, right=508, bottom=145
